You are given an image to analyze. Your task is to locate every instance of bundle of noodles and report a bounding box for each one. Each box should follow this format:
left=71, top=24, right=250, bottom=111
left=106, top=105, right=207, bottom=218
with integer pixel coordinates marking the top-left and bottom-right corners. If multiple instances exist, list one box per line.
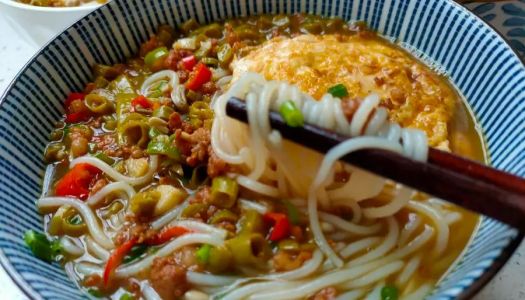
left=210, top=72, right=453, bottom=299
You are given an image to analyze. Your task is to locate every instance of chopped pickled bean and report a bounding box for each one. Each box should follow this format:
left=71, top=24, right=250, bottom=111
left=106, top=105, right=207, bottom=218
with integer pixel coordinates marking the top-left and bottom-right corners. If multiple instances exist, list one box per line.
left=210, top=176, right=238, bottom=208
left=209, top=209, right=238, bottom=224
left=129, top=190, right=160, bottom=218
left=207, top=246, right=233, bottom=273
left=239, top=210, right=265, bottom=234
left=225, top=233, right=270, bottom=267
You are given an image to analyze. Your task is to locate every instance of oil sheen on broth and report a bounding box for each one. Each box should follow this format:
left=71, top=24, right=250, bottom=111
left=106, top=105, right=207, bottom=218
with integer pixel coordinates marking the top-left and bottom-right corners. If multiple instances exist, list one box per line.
left=32, top=14, right=482, bottom=300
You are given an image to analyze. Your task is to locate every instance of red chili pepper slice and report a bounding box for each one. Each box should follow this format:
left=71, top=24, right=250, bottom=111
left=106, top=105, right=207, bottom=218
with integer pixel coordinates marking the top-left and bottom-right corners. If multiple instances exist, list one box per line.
left=65, top=111, right=91, bottom=123
left=64, top=92, right=85, bottom=108
left=103, top=238, right=137, bottom=286
left=131, top=95, right=152, bottom=110
left=182, top=55, right=197, bottom=71
left=185, top=63, right=212, bottom=91
left=145, top=226, right=191, bottom=246
left=264, top=212, right=291, bottom=242
left=55, top=163, right=101, bottom=200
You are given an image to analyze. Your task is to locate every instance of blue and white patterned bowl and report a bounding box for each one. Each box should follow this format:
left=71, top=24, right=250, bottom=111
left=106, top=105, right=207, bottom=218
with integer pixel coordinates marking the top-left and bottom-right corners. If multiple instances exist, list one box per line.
left=0, top=0, right=524, bottom=299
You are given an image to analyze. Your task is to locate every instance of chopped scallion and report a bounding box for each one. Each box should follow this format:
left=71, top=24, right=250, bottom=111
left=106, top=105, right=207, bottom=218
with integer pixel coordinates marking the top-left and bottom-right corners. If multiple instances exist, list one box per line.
left=327, top=83, right=349, bottom=98
left=279, top=100, right=304, bottom=127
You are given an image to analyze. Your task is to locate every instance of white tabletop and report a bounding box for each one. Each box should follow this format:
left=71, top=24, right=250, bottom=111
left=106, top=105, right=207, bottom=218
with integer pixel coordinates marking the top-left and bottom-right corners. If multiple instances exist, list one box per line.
left=0, top=6, right=524, bottom=300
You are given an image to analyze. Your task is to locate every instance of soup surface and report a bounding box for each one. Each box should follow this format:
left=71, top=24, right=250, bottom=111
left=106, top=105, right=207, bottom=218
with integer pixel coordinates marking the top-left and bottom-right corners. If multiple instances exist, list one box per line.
left=27, top=14, right=482, bottom=300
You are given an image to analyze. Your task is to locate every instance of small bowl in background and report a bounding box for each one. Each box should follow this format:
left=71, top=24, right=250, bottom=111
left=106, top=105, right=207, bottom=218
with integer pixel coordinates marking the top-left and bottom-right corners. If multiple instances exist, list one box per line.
left=0, top=0, right=103, bottom=47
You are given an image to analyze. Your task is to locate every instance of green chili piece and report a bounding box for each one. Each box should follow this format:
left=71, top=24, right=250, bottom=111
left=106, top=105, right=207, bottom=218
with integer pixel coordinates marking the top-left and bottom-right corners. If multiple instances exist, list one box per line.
left=48, top=205, right=87, bottom=237
left=87, top=288, right=104, bottom=298
left=129, top=190, right=160, bottom=217
left=195, top=40, right=212, bottom=59
left=148, top=80, right=169, bottom=98
left=283, top=200, right=300, bottom=225
left=94, top=152, right=115, bottom=165
left=103, top=116, right=117, bottom=131
left=207, top=246, right=233, bottom=273
left=119, top=293, right=135, bottom=300
left=209, top=209, right=238, bottom=225
left=181, top=203, right=208, bottom=218
left=327, top=83, right=349, bottom=98
left=201, top=57, right=219, bottom=66
left=210, top=176, right=239, bottom=208
left=144, top=47, right=169, bottom=68
left=94, top=76, right=109, bottom=89
left=180, top=19, right=200, bottom=34
left=23, top=230, right=61, bottom=262
left=217, top=43, right=233, bottom=68
left=123, top=244, right=148, bottom=263
left=108, top=75, right=134, bottom=94
left=148, top=127, right=163, bottom=139
left=279, top=100, right=304, bottom=127
left=196, top=244, right=212, bottom=264
left=146, top=135, right=181, bottom=160
left=381, top=285, right=399, bottom=300
left=119, top=113, right=150, bottom=148
left=225, top=233, right=270, bottom=267
left=152, top=105, right=175, bottom=120
left=239, top=210, right=265, bottom=234
left=85, top=94, right=114, bottom=114
left=234, top=25, right=260, bottom=40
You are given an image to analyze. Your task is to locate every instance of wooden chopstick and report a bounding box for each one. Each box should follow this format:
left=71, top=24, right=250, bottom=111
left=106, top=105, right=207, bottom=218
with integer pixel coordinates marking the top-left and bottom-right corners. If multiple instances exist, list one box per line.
left=226, top=97, right=525, bottom=230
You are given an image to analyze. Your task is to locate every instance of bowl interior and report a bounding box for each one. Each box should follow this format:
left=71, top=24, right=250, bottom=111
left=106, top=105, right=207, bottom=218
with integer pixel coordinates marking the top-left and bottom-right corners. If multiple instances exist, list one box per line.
left=0, top=0, right=523, bottom=299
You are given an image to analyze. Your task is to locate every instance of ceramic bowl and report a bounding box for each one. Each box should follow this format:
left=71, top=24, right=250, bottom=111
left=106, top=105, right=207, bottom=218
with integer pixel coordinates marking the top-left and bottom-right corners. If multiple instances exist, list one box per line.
left=0, top=0, right=103, bottom=47
left=0, top=0, right=524, bottom=299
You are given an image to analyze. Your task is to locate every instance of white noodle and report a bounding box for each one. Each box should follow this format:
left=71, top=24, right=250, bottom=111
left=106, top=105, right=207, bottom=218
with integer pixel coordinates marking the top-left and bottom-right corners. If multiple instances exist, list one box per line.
left=408, top=201, right=449, bottom=256
left=318, top=212, right=382, bottom=235
left=70, top=155, right=159, bottom=186
left=340, top=237, right=382, bottom=259
left=335, top=288, right=366, bottom=300
left=187, top=272, right=240, bottom=286
left=151, top=200, right=189, bottom=230
left=85, top=236, right=109, bottom=260
left=87, top=181, right=135, bottom=206
left=38, top=197, right=114, bottom=249
left=404, top=283, right=433, bottom=300
left=167, top=220, right=228, bottom=239
left=59, top=237, right=84, bottom=257
left=142, top=281, right=162, bottom=300
left=239, top=199, right=268, bottom=214
left=397, top=255, right=422, bottom=285
left=115, top=233, right=223, bottom=277
left=75, top=262, right=102, bottom=276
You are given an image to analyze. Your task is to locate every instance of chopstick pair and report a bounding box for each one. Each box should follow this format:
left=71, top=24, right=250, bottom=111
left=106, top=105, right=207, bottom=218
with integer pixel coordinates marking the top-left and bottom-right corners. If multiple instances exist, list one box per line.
left=225, top=97, right=525, bottom=230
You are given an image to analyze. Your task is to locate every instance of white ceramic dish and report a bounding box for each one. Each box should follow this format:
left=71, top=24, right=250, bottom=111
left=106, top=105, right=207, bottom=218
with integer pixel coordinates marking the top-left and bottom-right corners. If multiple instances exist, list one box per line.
left=0, top=0, right=103, bottom=47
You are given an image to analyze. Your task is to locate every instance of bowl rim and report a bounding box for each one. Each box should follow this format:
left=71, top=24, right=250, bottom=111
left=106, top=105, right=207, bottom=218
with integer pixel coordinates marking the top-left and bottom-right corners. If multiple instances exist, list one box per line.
left=0, top=0, right=102, bottom=12
left=0, top=0, right=523, bottom=299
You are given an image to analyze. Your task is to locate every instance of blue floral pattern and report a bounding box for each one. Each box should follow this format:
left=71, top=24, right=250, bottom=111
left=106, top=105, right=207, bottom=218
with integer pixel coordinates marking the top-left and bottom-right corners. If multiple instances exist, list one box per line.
left=467, top=1, right=525, bottom=57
